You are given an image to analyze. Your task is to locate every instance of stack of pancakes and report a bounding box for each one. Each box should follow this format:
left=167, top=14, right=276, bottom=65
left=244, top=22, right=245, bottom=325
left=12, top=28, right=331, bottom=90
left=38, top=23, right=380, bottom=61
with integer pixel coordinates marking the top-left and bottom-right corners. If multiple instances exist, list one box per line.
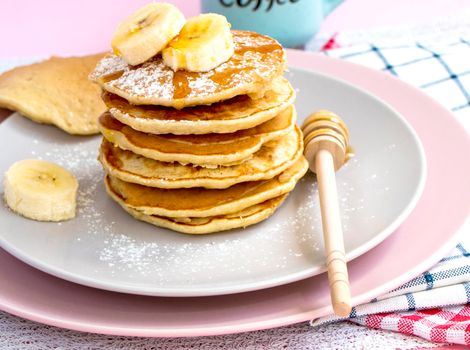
left=90, top=30, right=308, bottom=234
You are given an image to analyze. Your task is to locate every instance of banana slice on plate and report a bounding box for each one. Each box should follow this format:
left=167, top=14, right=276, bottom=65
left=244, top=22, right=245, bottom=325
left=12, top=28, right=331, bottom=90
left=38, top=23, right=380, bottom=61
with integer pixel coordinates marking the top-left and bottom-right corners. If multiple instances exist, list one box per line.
left=4, top=159, right=78, bottom=222
left=162, top=13, right=235, bottom=72
left=112, top=2, right=185, bottom=66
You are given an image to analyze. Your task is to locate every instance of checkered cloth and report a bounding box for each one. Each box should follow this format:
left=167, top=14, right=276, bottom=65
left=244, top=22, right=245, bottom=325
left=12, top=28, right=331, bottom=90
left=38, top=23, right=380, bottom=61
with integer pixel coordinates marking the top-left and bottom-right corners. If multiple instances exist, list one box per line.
left=321, top=35, right=470, bottom=133
left=311, top=242, right=470, bottom=345
left=310, top=28, right=470, bottom=345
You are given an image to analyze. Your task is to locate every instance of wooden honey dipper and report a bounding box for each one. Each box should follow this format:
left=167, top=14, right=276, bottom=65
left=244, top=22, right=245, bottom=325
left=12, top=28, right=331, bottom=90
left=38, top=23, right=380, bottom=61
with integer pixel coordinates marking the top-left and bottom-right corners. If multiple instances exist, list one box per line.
left=301, top=110, right=352, bottom=317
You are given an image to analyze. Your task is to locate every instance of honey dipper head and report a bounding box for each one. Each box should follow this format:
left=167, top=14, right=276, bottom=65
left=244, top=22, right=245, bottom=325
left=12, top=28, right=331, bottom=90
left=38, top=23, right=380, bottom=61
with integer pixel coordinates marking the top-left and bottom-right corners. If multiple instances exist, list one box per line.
left=301, top=110, right=350, bottom=173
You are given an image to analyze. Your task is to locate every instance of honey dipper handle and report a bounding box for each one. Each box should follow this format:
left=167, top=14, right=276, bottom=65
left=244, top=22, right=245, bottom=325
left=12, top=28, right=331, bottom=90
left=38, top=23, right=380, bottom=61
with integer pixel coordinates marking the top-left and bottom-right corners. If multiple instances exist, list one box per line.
left=315, top=149, right=352, bottom=317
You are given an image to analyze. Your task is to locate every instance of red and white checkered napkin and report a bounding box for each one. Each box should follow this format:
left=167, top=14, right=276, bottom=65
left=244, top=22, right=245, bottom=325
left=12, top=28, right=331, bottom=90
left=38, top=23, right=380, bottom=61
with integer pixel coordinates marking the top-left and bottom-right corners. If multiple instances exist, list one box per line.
left=358, top=307, right=470, bottom=345
left=311, top=241, right=470, bottom=345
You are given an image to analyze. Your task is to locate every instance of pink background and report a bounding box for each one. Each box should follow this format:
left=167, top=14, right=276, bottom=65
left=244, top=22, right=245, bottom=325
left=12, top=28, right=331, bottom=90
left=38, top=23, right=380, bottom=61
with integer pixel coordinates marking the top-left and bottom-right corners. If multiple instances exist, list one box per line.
left=1, top=0, right=469, bottom=57
left=0, top=0, right=199, bottom=57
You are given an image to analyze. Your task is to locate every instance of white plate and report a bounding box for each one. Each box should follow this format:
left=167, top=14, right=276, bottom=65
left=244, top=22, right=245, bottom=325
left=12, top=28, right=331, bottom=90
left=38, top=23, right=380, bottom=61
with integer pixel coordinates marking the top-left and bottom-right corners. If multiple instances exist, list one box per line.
left=0, top=68, right=426, bottom=297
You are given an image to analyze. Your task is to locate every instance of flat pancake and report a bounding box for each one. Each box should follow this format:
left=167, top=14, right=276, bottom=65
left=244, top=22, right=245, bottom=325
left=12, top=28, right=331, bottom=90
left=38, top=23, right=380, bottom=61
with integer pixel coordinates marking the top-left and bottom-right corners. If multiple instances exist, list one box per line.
left=105, top=77, right=295, bottom=134
left=104, top=156, right=308, bottom=218
left=115, top=195, right=287, bottom=235
left=99, top=126, right=303, bottom=189
left=98, top=105, right=295, bottom=167
left=90, top=31, right=286, bottom=108
left=0, top=54, right=106, bottom=135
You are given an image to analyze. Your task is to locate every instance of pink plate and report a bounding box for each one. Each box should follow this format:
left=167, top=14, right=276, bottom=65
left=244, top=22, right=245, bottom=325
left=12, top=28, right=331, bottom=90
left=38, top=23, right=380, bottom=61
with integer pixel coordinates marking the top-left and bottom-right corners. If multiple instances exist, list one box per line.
left=0, top=50, right=469, bottom=337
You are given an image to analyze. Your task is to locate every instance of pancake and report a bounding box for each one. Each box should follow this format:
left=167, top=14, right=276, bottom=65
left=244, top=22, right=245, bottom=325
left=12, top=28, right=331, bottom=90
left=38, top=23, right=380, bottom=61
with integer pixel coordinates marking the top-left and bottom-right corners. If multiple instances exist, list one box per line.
left=0, top=54, right=106, bottom=135
left=105, top=77, right=295, bottom=135
left=99, top=126, right=303, bottom=189
left=104, top=156, right=308, bottom=218
left=98, top=105, right=295, bottom=167
left=90, top=31, right=286, bottom=108
left=116, top=195, right=287, bottom=235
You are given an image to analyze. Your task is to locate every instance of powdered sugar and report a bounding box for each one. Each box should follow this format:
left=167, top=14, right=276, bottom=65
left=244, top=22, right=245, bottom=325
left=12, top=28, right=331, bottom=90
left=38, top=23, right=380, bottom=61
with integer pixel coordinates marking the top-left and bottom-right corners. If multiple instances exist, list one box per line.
left=13, top=123, right=370, bottom=293
left=88, top=55, right=128, bottom=81
left=90, top=31, right=285, bottom=104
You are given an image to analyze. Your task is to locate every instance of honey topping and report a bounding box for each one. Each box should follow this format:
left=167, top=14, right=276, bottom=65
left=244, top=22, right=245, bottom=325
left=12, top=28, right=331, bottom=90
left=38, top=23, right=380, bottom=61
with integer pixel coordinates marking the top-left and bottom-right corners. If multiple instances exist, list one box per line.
left=98, top=108, right=294, bottom=157
left=172, top=71, right=192, bottom=99
left=107, top=157, right=306, bottom=211
left=90, top=31, right=286, bottom=107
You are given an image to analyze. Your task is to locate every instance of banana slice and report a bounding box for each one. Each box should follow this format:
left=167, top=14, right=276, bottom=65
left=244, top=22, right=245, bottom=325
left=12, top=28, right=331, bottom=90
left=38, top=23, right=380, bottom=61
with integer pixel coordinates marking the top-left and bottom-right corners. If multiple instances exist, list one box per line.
left=162, top=13, right=234, bottom=72
left=4, top=159, right=78, bottom=222
left=111, top=3, right=185, bottom=66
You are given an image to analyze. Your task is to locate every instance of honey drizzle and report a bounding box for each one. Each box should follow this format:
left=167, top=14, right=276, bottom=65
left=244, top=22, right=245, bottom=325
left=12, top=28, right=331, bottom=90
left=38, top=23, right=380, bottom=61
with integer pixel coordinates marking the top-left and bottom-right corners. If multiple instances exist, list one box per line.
left=101, top=71, right=125, bottom=83
left=345, top=146, right=355, bottom=162
left=98, top=31, right=285, bottom=104
left=209, top=42, right=281, bottom=86
left=237, top=43, right=280, bottom=56
left=209, top=67, right=242, bottom=85
left=172, top=71, right=191, bottom=99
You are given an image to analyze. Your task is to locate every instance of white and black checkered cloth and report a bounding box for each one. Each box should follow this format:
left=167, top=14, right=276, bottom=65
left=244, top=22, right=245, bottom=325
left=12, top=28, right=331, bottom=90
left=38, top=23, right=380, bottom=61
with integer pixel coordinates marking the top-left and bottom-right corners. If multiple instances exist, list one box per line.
left=324, top=37, right=470, bottom=132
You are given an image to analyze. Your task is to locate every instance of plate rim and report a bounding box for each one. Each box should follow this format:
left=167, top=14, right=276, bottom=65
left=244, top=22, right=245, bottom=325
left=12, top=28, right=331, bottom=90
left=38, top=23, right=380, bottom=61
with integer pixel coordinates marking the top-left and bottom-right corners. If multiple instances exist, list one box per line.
left=0, top=66, right=427, bottom=297
left=0, top=49, right=468, bottom=337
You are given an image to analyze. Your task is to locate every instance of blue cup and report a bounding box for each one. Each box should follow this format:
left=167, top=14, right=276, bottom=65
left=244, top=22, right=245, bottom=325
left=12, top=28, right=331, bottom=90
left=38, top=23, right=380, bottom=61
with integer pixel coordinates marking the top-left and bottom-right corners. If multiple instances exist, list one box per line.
left=201, top=0, right=343, bottom=48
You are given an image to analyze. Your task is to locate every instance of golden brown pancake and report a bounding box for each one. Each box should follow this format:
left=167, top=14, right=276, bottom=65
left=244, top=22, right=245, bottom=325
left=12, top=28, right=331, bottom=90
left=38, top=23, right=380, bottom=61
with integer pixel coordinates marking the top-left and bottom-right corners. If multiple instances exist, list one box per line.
left=99, top=126, right=303, bottom=189
left=0, top=54, right=106, bottom=135
left=98, top=105, right=296, bottom=167
left=114, top=195, right=288, bottom=235
left=104, top=77, right=295, bottom=134
left=104, top=157, right=308, bottom=218
left=90, top=31, right=286, bottom=108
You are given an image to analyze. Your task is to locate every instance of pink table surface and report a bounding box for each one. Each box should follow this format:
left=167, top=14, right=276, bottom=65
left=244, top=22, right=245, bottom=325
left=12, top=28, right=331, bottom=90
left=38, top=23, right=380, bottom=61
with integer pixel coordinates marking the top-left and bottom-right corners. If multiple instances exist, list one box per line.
left=1, top=0, right=469, bottom=57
